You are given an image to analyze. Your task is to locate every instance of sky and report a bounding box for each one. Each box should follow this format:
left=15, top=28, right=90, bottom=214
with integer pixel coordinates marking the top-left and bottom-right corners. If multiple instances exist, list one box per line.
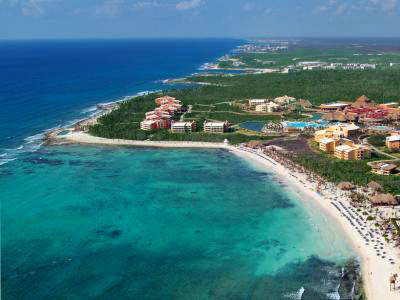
left=0, top=0, right=399, bottom=39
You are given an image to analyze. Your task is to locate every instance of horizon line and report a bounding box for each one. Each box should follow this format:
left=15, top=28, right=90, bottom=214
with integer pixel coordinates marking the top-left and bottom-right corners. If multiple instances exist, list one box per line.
left=1, top=36, right=400, bottom=41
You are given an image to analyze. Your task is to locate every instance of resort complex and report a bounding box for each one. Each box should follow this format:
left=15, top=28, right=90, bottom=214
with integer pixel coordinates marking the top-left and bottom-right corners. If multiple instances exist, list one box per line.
left=46, top=45, right=400, bottom=300
left=320, top=96, right=400, bottom=123
left=6, top=5, right=400, bottom=299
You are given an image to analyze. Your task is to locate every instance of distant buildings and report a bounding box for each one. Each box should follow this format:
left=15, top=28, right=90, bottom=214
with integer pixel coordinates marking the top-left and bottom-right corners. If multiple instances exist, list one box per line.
left=232, top=61, right=246, bottom=67
left=386, top=131, right=400, bottom=149
left=297, top=61, right=326, bottom=70
left=204, top=121, right=230, bottom=133
left=341, top=63, right=376, bottom=70
left=171, top=121, right=197, bottom=133
left=282, top=66, right=296, bottom=73
left=297, top=62, right=376, bottom=71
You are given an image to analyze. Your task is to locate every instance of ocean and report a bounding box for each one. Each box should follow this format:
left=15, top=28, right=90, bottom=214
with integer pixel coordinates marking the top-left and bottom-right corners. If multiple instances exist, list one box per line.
left=0, top=38, right=240, bottom=163
left=1, top=39, right=358, bottom=299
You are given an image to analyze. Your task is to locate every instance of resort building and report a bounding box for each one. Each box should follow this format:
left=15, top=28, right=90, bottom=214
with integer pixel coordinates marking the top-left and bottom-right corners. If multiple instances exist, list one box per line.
left=141, top=95, right=183, bottom=131
left=319, top=138, right=337, bottom=152
left=317, top=136, right=370, bottom=160
left=140, top=120, right=158, bottom=131
left=320, top=103, right=351, bottom=111
left=371, top=163, right=398, bottom=175
left=248, top=99, right=267, bottom=107
left=274, top=95, right=296, bottom=105
left=171, top=121, right=197, bottom=133
left=314, top=124, right=360, bottom=142
left=255, top=102, right=281, bottom=113
left=297, top=61, right=326, bottom=70
left=140, top=118, right=171, bottom=131
left=334, top=141, right=370, bottom=160
left=203, top=121, right=230, bottom=133
left=378, top=102, right=399, bottom=110
left=155, top=96, right=182, bottom=106
left=386, top=134, right=400, bottom=149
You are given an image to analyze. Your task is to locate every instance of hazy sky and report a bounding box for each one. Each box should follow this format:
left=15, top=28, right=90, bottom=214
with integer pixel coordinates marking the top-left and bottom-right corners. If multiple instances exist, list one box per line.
left=0, top=0, right=399, bottom=39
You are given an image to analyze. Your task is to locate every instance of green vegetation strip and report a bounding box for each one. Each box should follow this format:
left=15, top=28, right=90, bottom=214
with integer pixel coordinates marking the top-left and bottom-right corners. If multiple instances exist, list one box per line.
left=219, top=48, right=400, bottom=69
left=186, top=69, right=400, bottom=106
left=292, top=152, right=400, bottom=195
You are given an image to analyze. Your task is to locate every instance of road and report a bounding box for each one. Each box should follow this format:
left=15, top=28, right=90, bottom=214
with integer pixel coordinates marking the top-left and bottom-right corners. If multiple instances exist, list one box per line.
left=359, top=135, right=398, bottom=160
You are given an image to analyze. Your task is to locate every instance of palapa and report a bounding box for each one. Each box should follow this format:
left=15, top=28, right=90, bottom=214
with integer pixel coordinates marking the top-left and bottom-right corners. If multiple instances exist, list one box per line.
left=370, top=194, right=398, bottom=206
left=367, top=181, right=382, bottom=191
left=337, top=182, right=355, bottom=190
left=322, top=111, right=347, bottom=122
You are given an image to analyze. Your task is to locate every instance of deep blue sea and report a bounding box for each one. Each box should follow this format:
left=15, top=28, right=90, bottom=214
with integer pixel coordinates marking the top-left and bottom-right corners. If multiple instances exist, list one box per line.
left=1, top=39, right=358, bottom=299
left=0, top=38, right=240, bottom=162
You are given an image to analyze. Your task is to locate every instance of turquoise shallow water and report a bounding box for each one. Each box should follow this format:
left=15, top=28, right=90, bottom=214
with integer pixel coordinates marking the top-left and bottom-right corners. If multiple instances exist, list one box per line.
left=1, top=146, right=356, bottom=299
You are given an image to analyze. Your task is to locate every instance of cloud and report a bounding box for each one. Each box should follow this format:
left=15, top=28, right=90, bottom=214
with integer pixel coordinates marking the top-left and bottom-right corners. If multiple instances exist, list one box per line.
left=317, top=0, right=349, bottom=15
left=317, top=0, right=398, bottom=14
left=369, top=0, right=398, bottom=11
left=95, top=0, right=124, bottom=16
left=0, top=0, right=20, bottom=5
left=21, top=0, right=59, bottom=16
left=176, top=0, right=202, bottom=11
left=132, top=0, right=160, bottom=10
left=243, top=2, right=254, bottom=11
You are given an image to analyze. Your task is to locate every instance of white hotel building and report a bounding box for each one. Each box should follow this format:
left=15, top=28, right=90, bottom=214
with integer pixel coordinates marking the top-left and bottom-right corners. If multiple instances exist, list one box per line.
left=203, top=121, right=230, bottom=133
left=171, top=121, right=197, bottom=133
left=248, top=99, right=267, bottom=107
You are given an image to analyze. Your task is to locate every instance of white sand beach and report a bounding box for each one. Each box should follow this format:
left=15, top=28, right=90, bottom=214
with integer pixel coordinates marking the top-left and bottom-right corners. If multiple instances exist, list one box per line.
left=52, top=131, right=228, bottom=148
left=233, top=146, right=400, bottom=300
left=52, top=131, right=400, bottom=299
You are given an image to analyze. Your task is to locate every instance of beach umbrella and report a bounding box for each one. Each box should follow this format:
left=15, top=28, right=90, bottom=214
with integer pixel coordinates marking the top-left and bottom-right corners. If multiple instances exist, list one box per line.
left=367, top=181, right=382, bottom=191
left=370, top=194, right=398, bottom=206
left=337, top=182, right=355, bottom=190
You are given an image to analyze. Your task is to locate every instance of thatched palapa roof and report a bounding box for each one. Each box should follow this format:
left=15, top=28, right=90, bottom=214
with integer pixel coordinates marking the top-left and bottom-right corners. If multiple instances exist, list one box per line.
left=337, top=182, right=355, bottom=190
left=322, top=111, right=347, bottom=122
left=370, top=194, right=398, bottom=206
left=352, top=95, right=376, bottom=109
left=367, top=181, right=382, bottom=191
left=298, top=99, right=312, bottom=108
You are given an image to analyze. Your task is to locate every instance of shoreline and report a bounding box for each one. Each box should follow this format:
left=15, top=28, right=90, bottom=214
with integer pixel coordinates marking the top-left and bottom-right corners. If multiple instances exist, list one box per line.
left=232, top=146, right=400, bottom=300
left=50, top=131, right=400, bottom=299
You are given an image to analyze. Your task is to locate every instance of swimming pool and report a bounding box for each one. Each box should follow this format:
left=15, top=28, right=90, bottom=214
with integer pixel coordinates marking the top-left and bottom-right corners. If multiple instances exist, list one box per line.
left=283, top=120, right=329, bottom=129
left=240, top=121, right=266, bottom=132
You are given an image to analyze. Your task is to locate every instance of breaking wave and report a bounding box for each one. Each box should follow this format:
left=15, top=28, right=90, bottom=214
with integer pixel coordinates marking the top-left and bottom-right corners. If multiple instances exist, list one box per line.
left=0, top=90, right=160, bottom=167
